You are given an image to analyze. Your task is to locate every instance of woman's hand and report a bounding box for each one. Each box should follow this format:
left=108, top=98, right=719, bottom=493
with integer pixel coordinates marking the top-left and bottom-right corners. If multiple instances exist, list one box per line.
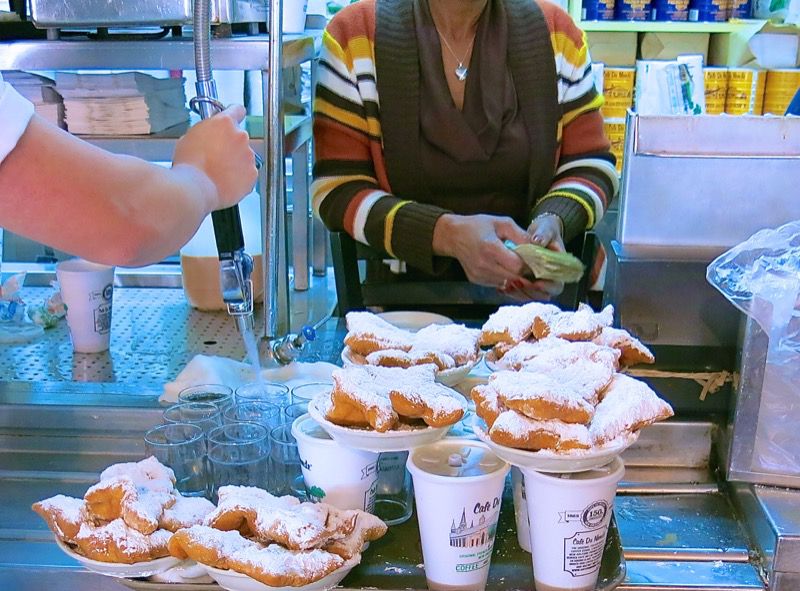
left=501, top=214, right=567, bottom=301
left=432, top=213, right=530, bottom=288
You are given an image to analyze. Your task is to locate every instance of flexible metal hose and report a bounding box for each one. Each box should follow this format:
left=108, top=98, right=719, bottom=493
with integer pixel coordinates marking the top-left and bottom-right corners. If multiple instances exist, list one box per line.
left=193, top=0, right=212, bottom=84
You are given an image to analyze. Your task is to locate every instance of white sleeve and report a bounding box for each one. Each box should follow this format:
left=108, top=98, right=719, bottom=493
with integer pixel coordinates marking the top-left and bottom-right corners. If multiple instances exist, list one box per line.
left=0, top=74, right=36, bottom=165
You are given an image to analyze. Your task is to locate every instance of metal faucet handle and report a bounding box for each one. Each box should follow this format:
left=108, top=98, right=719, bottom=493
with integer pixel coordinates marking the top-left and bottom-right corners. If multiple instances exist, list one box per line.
left=189, top=96, right=264, bottom=169
left=271, top=325, right=317, bottom=366
left=220, top=252, right=254, bottom=317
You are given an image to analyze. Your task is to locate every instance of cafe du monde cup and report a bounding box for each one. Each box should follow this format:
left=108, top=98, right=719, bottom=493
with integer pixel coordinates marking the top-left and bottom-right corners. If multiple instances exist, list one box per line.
left=407, top=439, right=510, bottom=591
left=522, top=457, right=625, bottom=591
left=292, top=415, right=379, bottom=512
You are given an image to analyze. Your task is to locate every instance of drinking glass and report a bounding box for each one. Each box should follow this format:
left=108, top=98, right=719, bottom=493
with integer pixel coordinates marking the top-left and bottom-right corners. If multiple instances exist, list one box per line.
left=163, top=402, right=222, bottom=434
left=290, top=382, right=333, bottom=404
left=269, top=424, right=305, bottom=498
left=144, top=423, right=208, bottom=497
left=224, top=401, right=282, bottom=432
left=235, top=382, right=291, bottom=410
left=376, top=451, right=414, bottom=525
left=206, top=422, right=270, bottom=500
left=284, top=402, right=309, bottom=423
left=178, top=384, right=233, bottom=411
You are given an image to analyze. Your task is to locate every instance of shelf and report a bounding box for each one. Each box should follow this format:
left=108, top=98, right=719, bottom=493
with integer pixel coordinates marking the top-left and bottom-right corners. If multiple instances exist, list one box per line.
left=80, top=114, right=311, bottom=161
left=0, top=33, right=314, bottom=71
left=579, top=18, right=766, bottom=33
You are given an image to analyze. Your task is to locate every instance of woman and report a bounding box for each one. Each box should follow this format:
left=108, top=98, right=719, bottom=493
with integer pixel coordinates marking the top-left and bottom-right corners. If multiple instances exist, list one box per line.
left=313, top=0, right=617, bottom=302
left=0, top=73, right=257, bottom=268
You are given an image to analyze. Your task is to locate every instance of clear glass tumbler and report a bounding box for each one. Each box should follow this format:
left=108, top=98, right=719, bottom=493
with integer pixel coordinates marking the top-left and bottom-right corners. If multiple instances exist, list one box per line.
left=163, top=401, right=222, bottom=434
left=290, top=382, right=333, bottom=404
left=376, top=451, right=414, bottom=525
left=223, top=400, right=283, bottom=432
left=236, top=382, right=291, bottom=411
left=206, top=422, right=270, bottom=500
left=144, top=422, right=208, bottom=497
left=178, top=384, right=233, bottom=411
left=269, top=423, right=305, bottom=498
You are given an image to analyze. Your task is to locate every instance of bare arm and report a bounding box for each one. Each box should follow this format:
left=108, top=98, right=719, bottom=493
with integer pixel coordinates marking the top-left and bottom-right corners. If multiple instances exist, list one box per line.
left=0, top=105, right=256, bottom=267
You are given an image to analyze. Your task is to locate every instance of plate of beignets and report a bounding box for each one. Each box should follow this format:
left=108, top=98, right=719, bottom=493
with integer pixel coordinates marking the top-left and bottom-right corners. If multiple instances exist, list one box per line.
left=204, top=555, right=360, bottom=591
left=307, top=364, right=466, bottom=452
left=55, top=537, right=180, bottom=578
left=342, top=311, right=482, bottom=386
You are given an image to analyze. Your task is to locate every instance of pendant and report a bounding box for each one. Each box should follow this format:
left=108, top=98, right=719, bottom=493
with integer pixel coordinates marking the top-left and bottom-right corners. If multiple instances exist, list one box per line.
left=455, top=63, right=468, bottom=81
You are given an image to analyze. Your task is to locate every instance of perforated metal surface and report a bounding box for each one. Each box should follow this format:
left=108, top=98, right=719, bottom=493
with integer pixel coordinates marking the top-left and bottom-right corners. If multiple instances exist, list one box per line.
left=2, top=288, right=262, bottom=386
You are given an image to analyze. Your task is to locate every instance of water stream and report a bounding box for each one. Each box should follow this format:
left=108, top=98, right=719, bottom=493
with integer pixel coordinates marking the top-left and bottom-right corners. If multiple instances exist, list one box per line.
left=237, top=317, right=263, bottom=380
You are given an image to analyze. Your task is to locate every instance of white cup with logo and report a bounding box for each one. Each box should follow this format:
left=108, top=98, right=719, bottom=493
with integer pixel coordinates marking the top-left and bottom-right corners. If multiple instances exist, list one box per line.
left=511, top=467, right=531, bottom=553
left=292, top=415, right=379, bottom=511
left=407, top=439, right=510, bottom=591
left=522, top=457, right=624, bottom=591
left=56, top=258, right=115, bottom=353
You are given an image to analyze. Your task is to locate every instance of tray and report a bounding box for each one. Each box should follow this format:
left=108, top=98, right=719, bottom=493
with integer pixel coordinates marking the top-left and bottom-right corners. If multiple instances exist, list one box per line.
left=83, top=479, right=626, bottom=591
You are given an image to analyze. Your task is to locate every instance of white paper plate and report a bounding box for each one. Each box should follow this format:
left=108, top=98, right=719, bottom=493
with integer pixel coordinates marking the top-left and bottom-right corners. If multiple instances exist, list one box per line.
left=472, top=419, right=639, bottom=473
left=376, top=311, right=452, bottom=331
left=307, top=395, right=457, bottom=453
left=340, top=346, right=480, bottom=387
left=55, top=538, right=180, bottom=578
left=203, top=556, right=359, bottom=591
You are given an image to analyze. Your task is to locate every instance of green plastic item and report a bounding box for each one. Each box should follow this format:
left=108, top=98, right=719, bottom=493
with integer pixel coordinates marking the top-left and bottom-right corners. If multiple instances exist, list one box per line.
left=506, top=241, right=585, bottom=283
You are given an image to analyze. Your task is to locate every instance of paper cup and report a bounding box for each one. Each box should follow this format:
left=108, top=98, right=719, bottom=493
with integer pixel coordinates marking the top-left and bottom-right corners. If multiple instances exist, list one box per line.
left=282, top=0, right=308, bottom=33
left=511, top=467, right=531, bottom=553
left=292, top=415, right=379, bottom=511
left=408, top=439, right=510, bottom=591
left=56, top=258, right=115, bottom=353
left=523, top=458, right=624, bottom=591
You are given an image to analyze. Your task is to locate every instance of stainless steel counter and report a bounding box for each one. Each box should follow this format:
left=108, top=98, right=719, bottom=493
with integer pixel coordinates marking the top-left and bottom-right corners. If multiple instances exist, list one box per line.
left=0, top=286, right=777, bottom=590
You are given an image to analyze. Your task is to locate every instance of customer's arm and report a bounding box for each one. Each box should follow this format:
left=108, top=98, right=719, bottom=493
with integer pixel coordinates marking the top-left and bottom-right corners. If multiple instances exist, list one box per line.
left=0, top=106, right=256, bottom=267
left=529, top=3, right=619, bottom=246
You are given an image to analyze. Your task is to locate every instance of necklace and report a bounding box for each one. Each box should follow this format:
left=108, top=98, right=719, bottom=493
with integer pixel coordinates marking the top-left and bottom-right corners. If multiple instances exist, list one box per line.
left=437, top=31, right=474, bottom=82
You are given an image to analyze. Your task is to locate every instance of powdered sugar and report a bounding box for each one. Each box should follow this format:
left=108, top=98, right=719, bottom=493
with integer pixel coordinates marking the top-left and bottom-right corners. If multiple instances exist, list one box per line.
left=593, top=326, right=655, bottom=366
left=489, top=371, right=594, bottom=419
left=412, top=323, right=480, bottom=365
left=36, top=495, right=87, bottom=525
left=344, top=312, right=414, bottom=353
left=252, top=503, right=332, bottom=550
left=160, top=495, right=215, bottom=529
left=181, top=524, right=258, bottom=556
left=480, top=302, right=560, bottom=345
left=490, top=410, right=591, bottom=449
left=231, top=544, right=344, bottom=579
left=589, top=374, right=674, bottom=444
left=75, top=518, right=169, bottom=557
left=100, top=456, right=175, bottom=493
left=535, top=303, right=613, bottom=341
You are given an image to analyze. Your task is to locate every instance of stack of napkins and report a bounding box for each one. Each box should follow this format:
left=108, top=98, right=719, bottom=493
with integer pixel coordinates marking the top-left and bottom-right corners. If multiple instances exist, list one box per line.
left=55, top=72, right=189, bottom=135
left=3, top=71, right=65, bottom=128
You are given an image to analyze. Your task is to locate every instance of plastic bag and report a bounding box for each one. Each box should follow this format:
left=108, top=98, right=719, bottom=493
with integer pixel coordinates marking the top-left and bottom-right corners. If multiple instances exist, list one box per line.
left=707, top=220, right=800, bottom=477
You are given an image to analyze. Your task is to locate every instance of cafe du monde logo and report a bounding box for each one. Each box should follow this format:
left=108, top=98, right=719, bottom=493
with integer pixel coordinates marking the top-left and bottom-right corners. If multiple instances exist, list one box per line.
left=559, top=500, right=608, bottom=528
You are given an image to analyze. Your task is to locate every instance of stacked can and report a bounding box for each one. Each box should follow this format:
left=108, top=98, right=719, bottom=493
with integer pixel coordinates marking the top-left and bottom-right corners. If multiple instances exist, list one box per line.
left=763, top=69, right=800, bottom=115
left=728, top=0, right=752, bottom=17
left=704, top=68, right=729, bottom=115
left=604, top=120, right=626, bottom=173
left=651, top=0, right=689, bottom=20
left=614, top=0, right=651, bottom=20
left=688, top=0, right=727, bottom=21
left=601, top=67, right=636, bottom=119
left=583, top=0, right=616, bottom=20
left=725, top=68, right=765, bottom=115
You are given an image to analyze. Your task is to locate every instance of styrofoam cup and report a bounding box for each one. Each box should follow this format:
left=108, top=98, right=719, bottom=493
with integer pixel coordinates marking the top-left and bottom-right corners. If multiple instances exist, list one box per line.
left=511, top=467, right=531, bottom=553
left=283, top=0, right=308, bottom=33
left=292, top=415, right=379, bottom=511
left=56, top=258, right=115, bottom=353
left=523, top=457, right=624, bottom=591
left=407, top=439, right=510, bottom=591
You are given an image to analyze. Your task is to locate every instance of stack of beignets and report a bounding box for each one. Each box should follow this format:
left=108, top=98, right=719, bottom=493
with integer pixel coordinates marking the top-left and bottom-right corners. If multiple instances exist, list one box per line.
left=474, top=303, right=672, bottom=453
left=168, top=485, right=387, bottom=586
left=344, top=311, right=480, bottom=372
left=322, top=364, right=466, bottom=432
left=33, top=456, right=215, bottom=563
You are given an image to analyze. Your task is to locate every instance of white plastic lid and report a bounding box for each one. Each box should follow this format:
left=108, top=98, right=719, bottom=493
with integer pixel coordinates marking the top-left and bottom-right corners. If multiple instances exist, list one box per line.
left=410, top=439, right=507, bottom=478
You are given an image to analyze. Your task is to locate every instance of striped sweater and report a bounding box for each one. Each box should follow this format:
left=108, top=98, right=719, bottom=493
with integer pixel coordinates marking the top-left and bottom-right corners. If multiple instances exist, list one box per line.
left=313, top=0, right=618, bottom=274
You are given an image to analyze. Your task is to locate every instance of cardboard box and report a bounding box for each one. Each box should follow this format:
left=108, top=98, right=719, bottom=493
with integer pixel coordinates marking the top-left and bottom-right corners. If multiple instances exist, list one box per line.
left=640, top=32, right=710, bottom=62
left=588, top=32, right=638, bottom=66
